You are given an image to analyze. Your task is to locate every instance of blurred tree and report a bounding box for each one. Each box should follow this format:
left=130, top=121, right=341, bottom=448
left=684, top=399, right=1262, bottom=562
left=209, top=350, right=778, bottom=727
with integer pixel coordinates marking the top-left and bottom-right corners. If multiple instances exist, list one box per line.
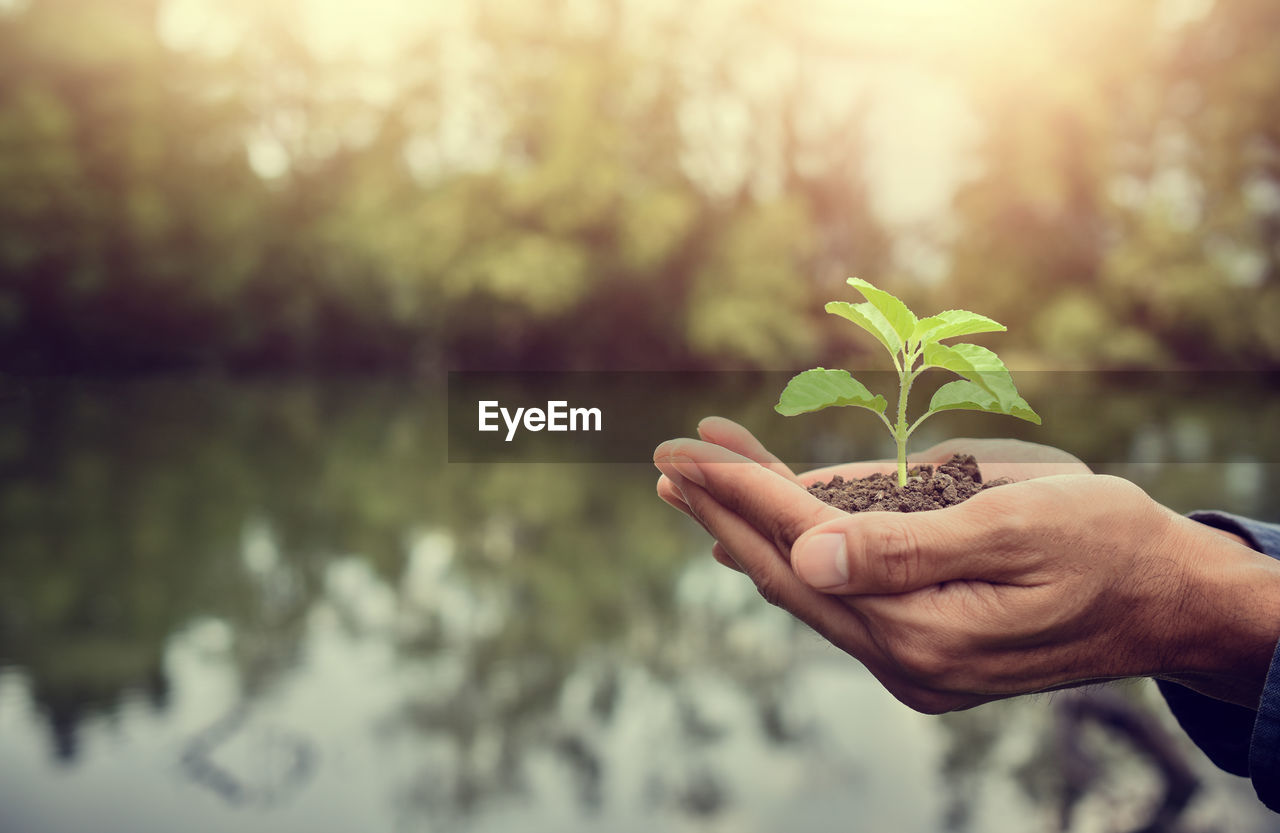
left=0, top=0, right=269, bottom=370
left=4, top=0, right=1276, bottom=371
left=945, top=0, right=1280, bottom=367
left=0, top=0, right=895, bottom=371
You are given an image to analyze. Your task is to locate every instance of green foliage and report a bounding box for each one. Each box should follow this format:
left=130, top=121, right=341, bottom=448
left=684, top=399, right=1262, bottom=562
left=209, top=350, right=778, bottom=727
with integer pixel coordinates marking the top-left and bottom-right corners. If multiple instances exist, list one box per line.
left=777, top=279, right=1039, bottom=487
left=0, top=0, right=1276, bottom=371
left=943, top=0, right=1280, bottom=368
left=0, top=0, right=891, bottom=372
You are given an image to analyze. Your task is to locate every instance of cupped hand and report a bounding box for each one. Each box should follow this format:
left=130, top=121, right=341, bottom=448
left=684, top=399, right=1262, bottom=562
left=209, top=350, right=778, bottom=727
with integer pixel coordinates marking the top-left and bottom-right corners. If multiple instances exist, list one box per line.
left=654, top=427, right=1280, bottom=713
left=657, top=416, right=1090, bottom=569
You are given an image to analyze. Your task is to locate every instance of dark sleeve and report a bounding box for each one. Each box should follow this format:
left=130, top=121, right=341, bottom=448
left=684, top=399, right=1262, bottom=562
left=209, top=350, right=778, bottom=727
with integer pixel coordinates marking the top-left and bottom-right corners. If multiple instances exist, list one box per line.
left=1156, top=511, right=1280, bottom=813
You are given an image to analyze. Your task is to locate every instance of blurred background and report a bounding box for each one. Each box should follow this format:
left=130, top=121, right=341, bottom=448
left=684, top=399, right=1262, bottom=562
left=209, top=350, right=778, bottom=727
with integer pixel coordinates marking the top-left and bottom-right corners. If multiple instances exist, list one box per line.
left=2, top=0, right=1279, bottom=372
left=3, top=0, right=1280, bottom=831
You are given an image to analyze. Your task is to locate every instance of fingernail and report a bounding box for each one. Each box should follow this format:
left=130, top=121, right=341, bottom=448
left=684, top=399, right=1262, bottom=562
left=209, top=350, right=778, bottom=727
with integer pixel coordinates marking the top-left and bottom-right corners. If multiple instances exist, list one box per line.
left=670, top=455, right=707, bottom=487
left=654, top=457, right=687, bottom=489
left=795, top=533, right=849, bottom=590
left=653, top=441, right=676, bottom=460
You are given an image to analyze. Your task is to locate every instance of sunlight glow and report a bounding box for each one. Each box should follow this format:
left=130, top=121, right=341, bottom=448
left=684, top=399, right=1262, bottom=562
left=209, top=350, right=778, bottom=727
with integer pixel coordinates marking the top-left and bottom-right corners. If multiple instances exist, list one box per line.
left=151, top=0, right=1218, bottom=238
left=808, top=0, right=1032, bottom=46
left=160, top=0, right=456, bottom=60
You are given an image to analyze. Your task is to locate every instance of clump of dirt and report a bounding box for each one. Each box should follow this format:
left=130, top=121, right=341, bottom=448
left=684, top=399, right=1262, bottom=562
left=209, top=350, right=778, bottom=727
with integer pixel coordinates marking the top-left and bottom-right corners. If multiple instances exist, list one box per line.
left=808, top=454, right=1010, bottom=513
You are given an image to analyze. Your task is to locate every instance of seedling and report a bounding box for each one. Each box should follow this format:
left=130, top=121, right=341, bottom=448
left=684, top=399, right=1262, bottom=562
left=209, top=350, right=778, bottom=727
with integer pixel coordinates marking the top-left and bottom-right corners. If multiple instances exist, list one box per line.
left=776, top=278, right=1039, bottom=488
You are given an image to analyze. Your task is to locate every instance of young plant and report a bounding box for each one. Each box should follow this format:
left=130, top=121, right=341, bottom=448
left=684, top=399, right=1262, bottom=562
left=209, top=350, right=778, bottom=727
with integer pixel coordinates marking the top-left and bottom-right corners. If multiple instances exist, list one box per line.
left=776, top=278, right=1040, bottom=488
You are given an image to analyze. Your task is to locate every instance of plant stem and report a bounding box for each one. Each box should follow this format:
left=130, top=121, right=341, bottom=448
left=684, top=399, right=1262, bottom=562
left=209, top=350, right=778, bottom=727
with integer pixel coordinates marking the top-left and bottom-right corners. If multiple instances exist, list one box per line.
left=895, top=432, right=907, bottom=488
left=894, top=363, right=915, bottom=488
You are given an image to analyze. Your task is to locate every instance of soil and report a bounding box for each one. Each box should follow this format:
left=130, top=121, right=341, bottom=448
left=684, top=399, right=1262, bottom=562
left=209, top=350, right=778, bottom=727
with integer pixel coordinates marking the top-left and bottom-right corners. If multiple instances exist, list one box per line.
left=808, top=454, right=1010, bottom=513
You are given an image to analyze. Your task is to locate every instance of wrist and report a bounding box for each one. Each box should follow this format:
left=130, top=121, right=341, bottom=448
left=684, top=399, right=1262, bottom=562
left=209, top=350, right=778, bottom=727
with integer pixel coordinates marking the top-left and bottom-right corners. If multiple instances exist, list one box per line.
left=1158, top=521, right=1280, bottom=709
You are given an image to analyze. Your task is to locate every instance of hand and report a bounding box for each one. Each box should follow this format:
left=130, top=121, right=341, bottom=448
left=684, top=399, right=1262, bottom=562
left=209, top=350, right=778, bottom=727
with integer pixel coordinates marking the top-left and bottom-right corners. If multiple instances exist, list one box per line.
left=655, top=421, right=1280, bottom=713
left=656, top=417, right=1091, bottom=570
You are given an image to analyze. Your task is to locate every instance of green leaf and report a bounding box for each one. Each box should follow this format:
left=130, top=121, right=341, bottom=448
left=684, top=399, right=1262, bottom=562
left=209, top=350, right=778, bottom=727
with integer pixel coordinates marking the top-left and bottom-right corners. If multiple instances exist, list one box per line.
left=825, top=301, right=902, bottom=357
left=1008, top=398, right=1041, bottom=424
left=922, top=342, right=1019, bottom=405
left=911, top=309, right=1005, bottom=347
left=928, top=380, right=1041, bottom=425
left=775, top=368, right=888, bottom=417
left=846, top=278, right=917, bottom=346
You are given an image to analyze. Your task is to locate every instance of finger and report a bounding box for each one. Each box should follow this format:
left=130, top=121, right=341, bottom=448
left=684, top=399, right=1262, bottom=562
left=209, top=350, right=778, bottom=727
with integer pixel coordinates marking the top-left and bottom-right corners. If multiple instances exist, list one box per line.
left=914, top=437, right=1073, bottom=466
left=674, top=474, right=881, bottom=659
left=711, top=541, right=743, bottom=573
left=654, top=439, right=845, bottom=556
left=696, top=416, right=799, bottom=483
left=658, top=473, right=741, bottom=572
left=909, top=438, right=974, bottom=466
left=800, top=443, right=982, bottom=486
left=789, top=487, right=1036, bottom=594
left=656, top=475, right=699, bottom=523
left=667, top=446, right=973, bottom=711
left=914, top=438, right=1091, bottom=481
left=799, top=459, right=897, bottom=487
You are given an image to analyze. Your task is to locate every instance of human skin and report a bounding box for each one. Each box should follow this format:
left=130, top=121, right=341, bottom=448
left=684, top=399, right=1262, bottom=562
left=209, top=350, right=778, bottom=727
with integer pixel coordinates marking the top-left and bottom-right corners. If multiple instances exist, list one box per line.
left=654, top=417, right=1280, bottom=713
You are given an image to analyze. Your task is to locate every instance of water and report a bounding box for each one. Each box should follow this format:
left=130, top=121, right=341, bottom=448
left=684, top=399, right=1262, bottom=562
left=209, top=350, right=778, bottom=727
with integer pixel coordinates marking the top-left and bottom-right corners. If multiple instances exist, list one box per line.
left=0, top=377, right=1277, bottom=833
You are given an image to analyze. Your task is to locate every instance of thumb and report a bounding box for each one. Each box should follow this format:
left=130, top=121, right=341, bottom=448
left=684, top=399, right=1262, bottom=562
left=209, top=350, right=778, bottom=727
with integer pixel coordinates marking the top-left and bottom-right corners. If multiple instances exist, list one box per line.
left=790, top=499, right=1020, bottom=594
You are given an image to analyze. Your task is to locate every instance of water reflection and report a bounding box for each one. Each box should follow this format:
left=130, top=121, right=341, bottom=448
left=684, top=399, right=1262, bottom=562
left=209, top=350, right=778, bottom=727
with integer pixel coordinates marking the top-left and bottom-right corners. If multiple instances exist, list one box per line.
left=0, top=378, right=1276, bottom=832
